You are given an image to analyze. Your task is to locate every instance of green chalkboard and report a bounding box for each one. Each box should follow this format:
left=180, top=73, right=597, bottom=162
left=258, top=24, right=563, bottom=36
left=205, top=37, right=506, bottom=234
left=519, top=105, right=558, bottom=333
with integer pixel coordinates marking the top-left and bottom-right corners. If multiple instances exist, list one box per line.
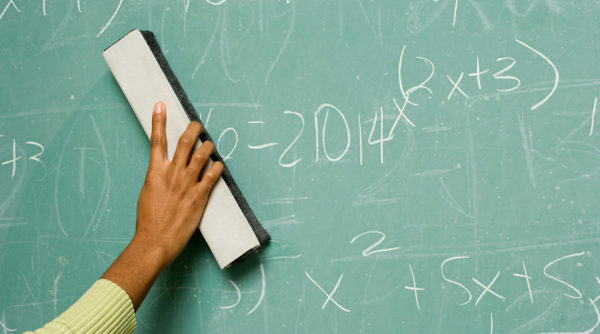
left=2, top=0, right=600, bottom=332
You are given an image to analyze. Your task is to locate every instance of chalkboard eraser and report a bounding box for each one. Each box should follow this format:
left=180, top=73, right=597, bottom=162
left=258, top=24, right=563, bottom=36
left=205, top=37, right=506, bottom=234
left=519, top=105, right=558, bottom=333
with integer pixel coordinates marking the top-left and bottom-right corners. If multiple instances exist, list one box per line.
left=102, top=29, right=270, bottom=269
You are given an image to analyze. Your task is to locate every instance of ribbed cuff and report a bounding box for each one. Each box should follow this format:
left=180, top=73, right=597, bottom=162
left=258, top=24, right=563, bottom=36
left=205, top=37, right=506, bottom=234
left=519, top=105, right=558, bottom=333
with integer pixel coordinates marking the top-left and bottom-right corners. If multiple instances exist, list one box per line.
left=28, top=279, right=136, bottom=334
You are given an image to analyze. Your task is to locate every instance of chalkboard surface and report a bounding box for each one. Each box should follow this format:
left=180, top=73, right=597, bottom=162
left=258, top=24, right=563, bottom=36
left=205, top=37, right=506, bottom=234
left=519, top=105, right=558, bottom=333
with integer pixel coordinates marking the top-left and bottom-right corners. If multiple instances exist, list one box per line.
left=1, top=1, right=600, bottom=333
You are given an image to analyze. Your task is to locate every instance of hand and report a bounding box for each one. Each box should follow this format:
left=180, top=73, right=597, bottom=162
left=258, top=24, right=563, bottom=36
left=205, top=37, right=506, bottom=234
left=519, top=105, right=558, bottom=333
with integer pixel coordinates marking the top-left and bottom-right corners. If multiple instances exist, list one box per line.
left=134, top=101, right=223, bottom=265
left=102, top=101, right=223, bottom=310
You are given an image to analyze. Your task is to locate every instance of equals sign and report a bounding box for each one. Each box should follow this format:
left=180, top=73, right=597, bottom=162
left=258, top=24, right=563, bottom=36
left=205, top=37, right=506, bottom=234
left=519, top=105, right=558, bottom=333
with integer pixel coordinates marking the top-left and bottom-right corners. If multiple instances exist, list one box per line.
left=247, top=120, right=278, bottom=149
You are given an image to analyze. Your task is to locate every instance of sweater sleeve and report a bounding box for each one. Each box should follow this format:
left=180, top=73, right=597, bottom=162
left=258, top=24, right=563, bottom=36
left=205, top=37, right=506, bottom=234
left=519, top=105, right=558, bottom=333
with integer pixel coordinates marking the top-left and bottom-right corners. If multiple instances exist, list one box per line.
left=25, top=279, right=136, bottom=334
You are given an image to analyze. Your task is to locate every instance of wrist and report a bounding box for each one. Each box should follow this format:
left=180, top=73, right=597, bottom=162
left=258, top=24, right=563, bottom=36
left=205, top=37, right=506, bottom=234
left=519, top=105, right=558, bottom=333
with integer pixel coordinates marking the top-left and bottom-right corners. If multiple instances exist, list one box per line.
left=101, top=235, right=171, bottom=311
left=128, top=235, right=172, bottom=271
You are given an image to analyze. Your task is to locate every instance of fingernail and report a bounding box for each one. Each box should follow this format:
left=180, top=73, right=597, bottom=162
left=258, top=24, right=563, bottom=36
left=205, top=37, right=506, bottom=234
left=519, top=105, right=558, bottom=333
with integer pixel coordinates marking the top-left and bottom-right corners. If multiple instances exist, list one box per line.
left=155, top=102, right=164, bottom=114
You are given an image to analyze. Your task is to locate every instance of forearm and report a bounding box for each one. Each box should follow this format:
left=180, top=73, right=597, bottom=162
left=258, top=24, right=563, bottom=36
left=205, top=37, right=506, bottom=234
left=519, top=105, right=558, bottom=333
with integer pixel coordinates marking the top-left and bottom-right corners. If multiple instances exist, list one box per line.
left=25, top=279, right=136, bottom=334
left=102, top=236, right=170, bottom=311
left=26, top=241, right=156, bottom=333
left=27, top=102, right=222, bottom=332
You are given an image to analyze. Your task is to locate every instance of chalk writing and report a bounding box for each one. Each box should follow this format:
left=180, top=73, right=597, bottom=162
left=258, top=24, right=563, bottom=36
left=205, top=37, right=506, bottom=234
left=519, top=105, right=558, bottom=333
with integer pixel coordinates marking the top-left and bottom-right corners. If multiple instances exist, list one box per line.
left=305, top=272, right=351, bottom=313
left=278, top=111, right=304, bottom=168
left=441, top=256, right=472, bottom=306
left=590, top=98, right=598, bottom=136
left=350, top=231, right=400, bottom=256
left=473, top=271, right=505, bottom=306
left=0, top=137, right=44, bottom=178
left=216, top=127, right=238, bottom=161
left=512, top=260, right=534, bottom=304
left=194, top=42, right=560, bottom=167
left=0, top=0, right=20, bottom=20
left=404, top=264, right=425, bottom=311
left=314, top=103, right=351, bottom=163
left=2, top=2, right=598, bottom=333
left=543, top=252, right=585, bottom=300
left=96, top=0, right=123, bottom=38
left=515, top=39, right=559, bottom=110
left=218, top=279, right=241, bottom=310
left=245, top=263, right=266, bottom=315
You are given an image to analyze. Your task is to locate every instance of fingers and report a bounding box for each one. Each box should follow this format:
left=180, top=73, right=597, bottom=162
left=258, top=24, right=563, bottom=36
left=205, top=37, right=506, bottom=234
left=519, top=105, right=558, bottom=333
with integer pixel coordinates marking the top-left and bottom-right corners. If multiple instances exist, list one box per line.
left=172, top=121, right=202, bottom=167
left=188, top=141, right=215, bottom=179
left=196, top=161, right=224, bottom=195
left=149, top=102, right=167, bottom=168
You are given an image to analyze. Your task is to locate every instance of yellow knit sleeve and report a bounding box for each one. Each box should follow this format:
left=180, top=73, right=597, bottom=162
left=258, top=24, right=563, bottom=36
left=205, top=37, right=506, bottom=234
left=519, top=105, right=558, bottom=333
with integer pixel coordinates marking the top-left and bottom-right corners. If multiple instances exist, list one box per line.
left=25, top=279, right=136, bottom=334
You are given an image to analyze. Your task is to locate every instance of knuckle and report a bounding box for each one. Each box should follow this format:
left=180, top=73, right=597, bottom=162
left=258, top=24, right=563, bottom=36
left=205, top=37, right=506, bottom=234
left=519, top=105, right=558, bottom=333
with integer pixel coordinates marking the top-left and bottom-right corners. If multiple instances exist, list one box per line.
left=178, top=136, right=192, bottom=147
left=203, top=170, right=216, bottom=182
left=150, top=135, right=162, bottom=148
left=191, top=121, right=202, bottom=132
left=201, top=171, right=220, bottom=189
left=213, top=163, right=224, bottom=176
left=193, top=150, right=208, bottom=162
left=152, top=112, right=163, bottom=123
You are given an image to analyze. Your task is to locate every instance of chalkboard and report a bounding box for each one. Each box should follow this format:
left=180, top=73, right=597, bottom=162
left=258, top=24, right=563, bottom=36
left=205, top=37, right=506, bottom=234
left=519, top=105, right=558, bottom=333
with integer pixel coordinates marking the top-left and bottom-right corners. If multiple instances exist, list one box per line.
left=1, top=1, right=600, bottom=332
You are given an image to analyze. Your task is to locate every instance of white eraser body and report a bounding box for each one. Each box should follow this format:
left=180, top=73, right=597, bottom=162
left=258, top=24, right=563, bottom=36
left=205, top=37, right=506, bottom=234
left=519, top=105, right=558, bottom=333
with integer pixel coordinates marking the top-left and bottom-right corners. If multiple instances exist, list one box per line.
left=103, top=30, right=261, bottom=269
